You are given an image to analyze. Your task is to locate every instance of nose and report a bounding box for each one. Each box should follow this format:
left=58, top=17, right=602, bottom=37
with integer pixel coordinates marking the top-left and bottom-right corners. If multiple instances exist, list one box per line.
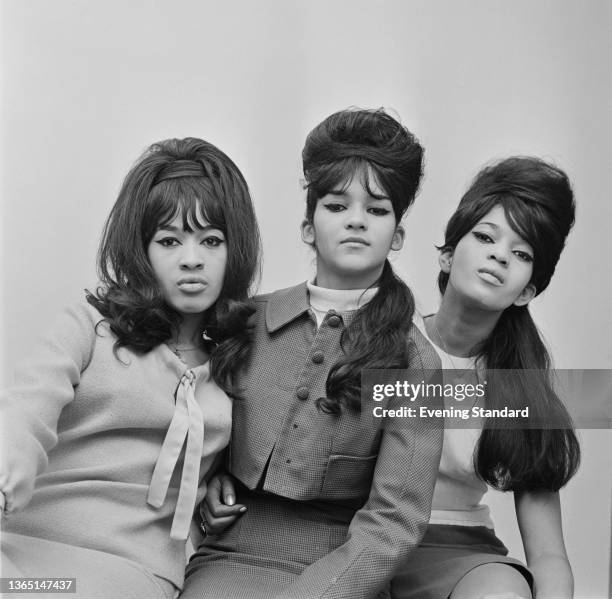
left=179, top=241, right=204, bottom=270
left=488, top=245, right=509, bottom=266
left=345, top=205, right=367, bottom=230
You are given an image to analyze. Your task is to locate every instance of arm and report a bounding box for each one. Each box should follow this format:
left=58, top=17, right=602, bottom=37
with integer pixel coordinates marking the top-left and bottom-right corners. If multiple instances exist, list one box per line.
left=0, top=303, right=94, bottom=515
left=272, top=410, right=443, bottom=599
left=515, top=491, right=573, bottom=599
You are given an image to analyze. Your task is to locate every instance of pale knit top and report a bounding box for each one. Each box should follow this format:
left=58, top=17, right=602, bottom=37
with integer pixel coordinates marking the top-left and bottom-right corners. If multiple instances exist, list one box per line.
left=0, top=301, right=232, bottom=588
left=414, top=314, right=493, bottom=528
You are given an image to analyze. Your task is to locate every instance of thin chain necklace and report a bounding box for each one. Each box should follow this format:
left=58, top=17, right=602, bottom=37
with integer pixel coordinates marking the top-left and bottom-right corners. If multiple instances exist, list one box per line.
left=167, top=343, right=200, bottom=364
left=167, top=329, right=215, bottom=364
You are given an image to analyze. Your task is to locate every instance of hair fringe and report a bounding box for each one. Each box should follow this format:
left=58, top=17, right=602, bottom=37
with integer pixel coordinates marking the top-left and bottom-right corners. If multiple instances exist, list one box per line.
left=88, top=137, right=261, bottom=397
left=302, top=108, right=424, bottom=415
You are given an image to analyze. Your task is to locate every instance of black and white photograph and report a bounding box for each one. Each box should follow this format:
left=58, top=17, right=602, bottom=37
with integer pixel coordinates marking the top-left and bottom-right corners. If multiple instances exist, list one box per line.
left=1, top=2, right=611, bottom=598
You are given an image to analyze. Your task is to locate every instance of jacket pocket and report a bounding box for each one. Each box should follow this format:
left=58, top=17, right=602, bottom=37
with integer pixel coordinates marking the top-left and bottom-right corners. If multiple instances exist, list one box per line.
left=321, top=454, right=378, bottom=501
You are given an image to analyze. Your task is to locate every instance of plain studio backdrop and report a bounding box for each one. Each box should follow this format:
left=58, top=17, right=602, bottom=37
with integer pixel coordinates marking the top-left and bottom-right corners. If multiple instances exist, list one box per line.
left=1, top=1, right=611, bottom=597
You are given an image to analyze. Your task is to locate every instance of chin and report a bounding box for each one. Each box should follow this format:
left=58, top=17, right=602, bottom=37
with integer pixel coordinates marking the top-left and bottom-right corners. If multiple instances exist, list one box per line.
left=458, top=289, right=498, bottom=311
left=174, top=302, right=214, bottom=315
left=474, top=297, right=512, bottom=313
left=336, top=258, right=378, bottom=273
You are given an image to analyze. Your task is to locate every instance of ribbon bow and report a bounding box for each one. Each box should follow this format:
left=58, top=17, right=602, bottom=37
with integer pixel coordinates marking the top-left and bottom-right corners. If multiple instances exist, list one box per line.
left=147, top=368, right=204, bottom=540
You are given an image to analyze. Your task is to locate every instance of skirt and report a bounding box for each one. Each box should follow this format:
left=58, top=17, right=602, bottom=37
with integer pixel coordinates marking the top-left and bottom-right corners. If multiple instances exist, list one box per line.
left=1, top=532, right=176, bottom=599
left=181, top=489, right=531, bottom=599
left=389, top=524, right=533, bottom=599
left=181, top=487, right=373, bottom=599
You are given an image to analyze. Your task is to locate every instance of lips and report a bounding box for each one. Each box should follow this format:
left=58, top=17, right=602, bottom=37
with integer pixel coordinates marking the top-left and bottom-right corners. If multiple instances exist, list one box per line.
left=477, top=268, right=504, bottom=285
left=177, top=277, right=207, bottom=292
left=341, top=237, right=370, bottom=246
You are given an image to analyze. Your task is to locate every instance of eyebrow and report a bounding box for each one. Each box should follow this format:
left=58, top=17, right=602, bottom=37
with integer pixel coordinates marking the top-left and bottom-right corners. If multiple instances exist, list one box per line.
left=155, top=224, right=218, bottom=233
left=475, top=222, right=532, bottom=249
left=475, top=221, right=499, bottom=229
left=327, top=189, right=391, bottom=201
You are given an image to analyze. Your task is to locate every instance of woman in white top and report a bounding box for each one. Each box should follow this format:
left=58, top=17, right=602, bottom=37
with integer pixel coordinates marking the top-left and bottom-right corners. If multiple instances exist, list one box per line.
left=390, top=156, right=580, bottom=599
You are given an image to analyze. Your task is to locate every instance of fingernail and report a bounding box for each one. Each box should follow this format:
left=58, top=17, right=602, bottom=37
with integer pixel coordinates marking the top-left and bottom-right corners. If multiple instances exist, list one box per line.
left=239, top=506, right=247, bottom=513
left=227, top=494, right=235, bottom=506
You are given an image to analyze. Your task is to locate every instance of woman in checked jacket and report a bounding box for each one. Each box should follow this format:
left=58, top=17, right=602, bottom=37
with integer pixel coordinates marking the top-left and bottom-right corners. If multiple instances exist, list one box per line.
left=180, top=108, right=443, bottom=599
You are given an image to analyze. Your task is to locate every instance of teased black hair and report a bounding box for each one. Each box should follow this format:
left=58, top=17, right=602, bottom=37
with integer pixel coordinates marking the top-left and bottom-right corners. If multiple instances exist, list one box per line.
left=87, top=137, right=261, bottom=397
left=439, top=156, right=580, bottom=491
left=303, top=108, right=424, bottom=414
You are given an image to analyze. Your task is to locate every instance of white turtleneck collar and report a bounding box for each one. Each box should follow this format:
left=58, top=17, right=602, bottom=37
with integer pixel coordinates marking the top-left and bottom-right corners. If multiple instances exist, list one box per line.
left=306, top=280, right=378, bottom=327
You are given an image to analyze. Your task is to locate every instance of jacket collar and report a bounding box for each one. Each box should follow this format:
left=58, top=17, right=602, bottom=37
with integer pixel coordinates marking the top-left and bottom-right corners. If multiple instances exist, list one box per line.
left=265, top=282, right=311, bottom=333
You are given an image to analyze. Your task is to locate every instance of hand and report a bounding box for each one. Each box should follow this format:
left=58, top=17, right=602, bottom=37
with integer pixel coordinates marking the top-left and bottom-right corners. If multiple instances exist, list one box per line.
left=200, top=472, right=245, bottom=535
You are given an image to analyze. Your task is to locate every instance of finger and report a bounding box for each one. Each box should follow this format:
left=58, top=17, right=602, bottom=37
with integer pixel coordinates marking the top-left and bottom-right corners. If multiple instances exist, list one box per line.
left=203, top=514, right=240, bottom=535
left=200, top=503, right=241, bottom=534
left=204, top=477, right=230, bottom=511
left=206, top=474, right=223, bottom=500
left=201, top=499, right=245, bottom=521
left=221, top=475, right=237, bottom=506
left=204, top=496, right=246, bottom=518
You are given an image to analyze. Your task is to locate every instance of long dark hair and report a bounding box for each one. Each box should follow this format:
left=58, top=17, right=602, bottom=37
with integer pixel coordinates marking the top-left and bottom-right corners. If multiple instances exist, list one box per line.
left=302, top=108, right=424, bottom=414
left=87, top=137, right=261, bottom=397
left=439, top=156, right=580, bottom=492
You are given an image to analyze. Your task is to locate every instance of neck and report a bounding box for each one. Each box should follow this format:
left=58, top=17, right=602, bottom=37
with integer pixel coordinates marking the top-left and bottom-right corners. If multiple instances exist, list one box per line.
left=431, top=288, right=502, bottom=357
left=315, top=260, right=383, bottom=290
left=172, top=313, right=204, bottom=347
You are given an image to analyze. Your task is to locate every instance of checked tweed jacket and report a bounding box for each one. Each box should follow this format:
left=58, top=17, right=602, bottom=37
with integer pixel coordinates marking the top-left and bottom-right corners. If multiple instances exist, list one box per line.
left=226, top=282, right=443, bottom=599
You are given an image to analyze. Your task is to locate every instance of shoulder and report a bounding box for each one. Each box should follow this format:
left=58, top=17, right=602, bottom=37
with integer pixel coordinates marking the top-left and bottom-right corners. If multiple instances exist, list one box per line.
left=63, top=299, right=105, bottom=324
left=50, top=300, right=115, bottom=355
left=251, top=282, right=310, bottom=330
left=250, top=290, right=276, bottom=321
left=252, top=282, right=307, bottom=305
left=407, top=318, right=441, bottom=371
left=12, top=300, right=106, bottom=377
left=51, top=300, right=110, bottom=340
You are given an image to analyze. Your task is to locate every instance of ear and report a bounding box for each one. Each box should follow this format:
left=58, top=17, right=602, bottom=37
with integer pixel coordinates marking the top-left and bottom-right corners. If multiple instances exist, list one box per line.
left=438, top=250, right=453, bottom=273
left=390, top=225, right=405, bottom=251
left=301, top=219, right=315, bottom=245
left=513, top=283, right=536, bottom=307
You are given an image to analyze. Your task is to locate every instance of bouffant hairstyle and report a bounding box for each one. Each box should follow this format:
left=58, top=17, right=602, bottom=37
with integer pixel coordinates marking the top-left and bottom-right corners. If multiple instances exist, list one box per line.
left=88, top=137, right=261, bottom=396
left=302, top=108, right=424, bottom=413
left=439, top=156, right=580, bottom=492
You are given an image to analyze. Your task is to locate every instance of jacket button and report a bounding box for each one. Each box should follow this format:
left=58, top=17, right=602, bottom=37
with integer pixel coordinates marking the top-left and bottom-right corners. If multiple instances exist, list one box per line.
left=296, top=386, right=309, bottom=400
left=311, top=351, right=324, bottom=364
left=327, top=315, right=341, bottom=327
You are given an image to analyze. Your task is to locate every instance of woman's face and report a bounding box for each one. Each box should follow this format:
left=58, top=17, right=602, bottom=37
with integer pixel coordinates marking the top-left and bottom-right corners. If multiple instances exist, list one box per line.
left=147, top=211, right=227, bottom=318
left=301, top=166, right=404, bottom=289
left=444, top=204, right=535, bottom=311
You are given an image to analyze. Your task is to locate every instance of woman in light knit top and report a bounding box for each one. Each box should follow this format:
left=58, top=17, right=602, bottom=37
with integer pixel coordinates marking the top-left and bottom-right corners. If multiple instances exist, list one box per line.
left=0, top=137, right=260, bottom=598
left=391, top=157, right=581, bottom=599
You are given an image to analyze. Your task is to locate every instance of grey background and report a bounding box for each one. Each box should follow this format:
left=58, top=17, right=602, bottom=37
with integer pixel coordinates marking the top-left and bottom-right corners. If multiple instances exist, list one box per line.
left=2, top=1, right=611, bottom=596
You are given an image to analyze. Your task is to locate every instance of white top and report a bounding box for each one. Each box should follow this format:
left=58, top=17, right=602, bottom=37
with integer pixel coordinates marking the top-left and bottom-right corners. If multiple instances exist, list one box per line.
left=415, top=313, right=494, bottom=528
left=306, top=281, right=378, bottom=327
